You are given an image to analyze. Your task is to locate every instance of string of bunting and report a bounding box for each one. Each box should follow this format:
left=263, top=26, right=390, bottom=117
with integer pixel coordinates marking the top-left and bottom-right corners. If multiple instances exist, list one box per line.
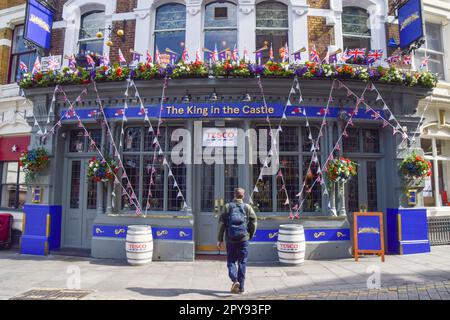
left=58, top=85, right=142, bottom=212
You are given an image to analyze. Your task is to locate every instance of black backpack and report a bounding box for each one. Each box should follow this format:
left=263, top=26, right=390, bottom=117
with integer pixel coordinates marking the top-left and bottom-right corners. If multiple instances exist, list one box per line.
left=226, top=203, right=248, bottom=241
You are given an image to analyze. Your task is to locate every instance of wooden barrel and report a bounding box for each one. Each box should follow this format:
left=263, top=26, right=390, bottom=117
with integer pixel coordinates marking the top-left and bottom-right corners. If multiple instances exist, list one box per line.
left=125, top=225, right=153, bottom=266
left=277, top=224, right=305, bottom=265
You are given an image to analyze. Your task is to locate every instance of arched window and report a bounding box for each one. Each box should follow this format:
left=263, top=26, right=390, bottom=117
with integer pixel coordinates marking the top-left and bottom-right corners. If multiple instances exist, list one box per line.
left=204, top=1, right=237, bottom=61
left=256, top=1, right=288, bottom=63
left=78, top=10, right=105, bottom=55
left=342, top=7, right=371, bottom=50
left=154, top=3, right=186, bottom=63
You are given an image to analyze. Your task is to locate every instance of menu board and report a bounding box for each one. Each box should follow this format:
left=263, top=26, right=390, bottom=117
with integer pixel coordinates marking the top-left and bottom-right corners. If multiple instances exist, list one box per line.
left=353, top=212, right=385, bottom=262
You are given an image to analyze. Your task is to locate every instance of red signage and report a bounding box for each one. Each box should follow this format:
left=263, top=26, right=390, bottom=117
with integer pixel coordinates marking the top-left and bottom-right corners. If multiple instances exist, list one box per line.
left=0, top=136, right=30, bottom=161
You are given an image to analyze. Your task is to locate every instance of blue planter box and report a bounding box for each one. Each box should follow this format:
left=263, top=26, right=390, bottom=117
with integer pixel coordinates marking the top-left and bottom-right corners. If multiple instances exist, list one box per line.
left=20, top=204, right=62, bottom=255
left=386, top=208, right=430, bottom=255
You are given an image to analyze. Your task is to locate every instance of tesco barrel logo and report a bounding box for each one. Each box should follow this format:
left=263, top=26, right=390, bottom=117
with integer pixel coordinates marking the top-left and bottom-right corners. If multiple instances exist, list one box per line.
left=126, top=243, right=149, bottom=252
left=277, top=242, right=301, bottom=252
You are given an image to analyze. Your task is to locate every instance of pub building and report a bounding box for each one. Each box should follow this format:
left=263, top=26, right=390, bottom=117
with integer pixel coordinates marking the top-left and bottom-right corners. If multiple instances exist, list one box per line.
left=14, top=0, right=436, bottom=260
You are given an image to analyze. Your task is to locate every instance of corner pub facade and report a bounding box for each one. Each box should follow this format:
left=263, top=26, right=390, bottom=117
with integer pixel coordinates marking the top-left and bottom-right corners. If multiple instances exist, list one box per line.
left=17, top=0, right=434, bottom=261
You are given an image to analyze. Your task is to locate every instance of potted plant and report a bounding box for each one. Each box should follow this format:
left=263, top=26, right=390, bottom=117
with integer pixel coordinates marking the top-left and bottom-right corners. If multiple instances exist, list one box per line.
left=19, top=147, right=50, bottom=183
left=399, top=152, right=432, bottom=188
left=87, top=157, right=119, bottom=183
left=325, top=157, right=358, bottom=184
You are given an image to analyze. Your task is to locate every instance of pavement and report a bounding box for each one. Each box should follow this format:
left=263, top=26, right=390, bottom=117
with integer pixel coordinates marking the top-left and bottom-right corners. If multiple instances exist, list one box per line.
left=1, top=246, right=450, bottom=300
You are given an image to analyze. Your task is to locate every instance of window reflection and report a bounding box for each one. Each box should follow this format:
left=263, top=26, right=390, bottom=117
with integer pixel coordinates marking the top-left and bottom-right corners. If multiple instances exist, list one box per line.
left=154, top=4, right=186, bottom=62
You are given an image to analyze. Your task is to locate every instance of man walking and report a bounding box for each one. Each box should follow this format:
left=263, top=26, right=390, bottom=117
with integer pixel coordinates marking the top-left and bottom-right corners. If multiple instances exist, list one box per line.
left=217, top=188, right=257, bottom=294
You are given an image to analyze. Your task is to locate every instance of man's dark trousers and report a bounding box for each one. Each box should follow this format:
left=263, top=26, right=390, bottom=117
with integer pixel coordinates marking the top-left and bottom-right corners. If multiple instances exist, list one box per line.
left=226, top=241, right=249, bottom=291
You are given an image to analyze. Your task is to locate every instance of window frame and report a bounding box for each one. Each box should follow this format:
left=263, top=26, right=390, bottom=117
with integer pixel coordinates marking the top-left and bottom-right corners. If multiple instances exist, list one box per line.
left=8, top=24, right=37, bottom=84
left=414, top=22, right=446, bottom=81
left=341, top=6, right=372, bottom=50
left=251, top=125, right=324, bottom=215
left=78, top=10, right=105, bottom=56
left=0, top=161, right=27, bottom=210
left=121, top=125, right=187, bottom=213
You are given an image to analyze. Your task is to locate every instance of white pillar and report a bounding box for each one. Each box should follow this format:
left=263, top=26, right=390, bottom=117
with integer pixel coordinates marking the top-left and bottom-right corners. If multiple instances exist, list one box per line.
left=432, top=138, right=442, bottom=206
left=368, top=4, right=387, bottom=58
left=134, top=2, right=152, bottom=56
left=237, top=1, right=256, bottom=60
left=186, top=3, right=202, bottom=60
left=291, top=1, right=309, bottom=54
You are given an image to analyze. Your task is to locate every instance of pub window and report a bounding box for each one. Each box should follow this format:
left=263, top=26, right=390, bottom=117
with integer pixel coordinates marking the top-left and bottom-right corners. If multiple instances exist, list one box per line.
left=414, top=23, right=445, bottom=80
left=0, top=162, right=26, bottom=209
left=342, top=6, right=371, bottom=50
left=252, top=126, right=322, bottom=214
left=68, top=129, right=102, bottom=153
left=255, top=1, right=289, bottom=63
left=121, top=126, right=186, bottom=212
left=154, top=3, right=186, bottom=61
left=8, top=25, right=37, bottom=83
left=78, top=11, right=105, bottom=56
left=343, top=128, right=380, bottom=153
left=204, top=1, right=237, bottom=61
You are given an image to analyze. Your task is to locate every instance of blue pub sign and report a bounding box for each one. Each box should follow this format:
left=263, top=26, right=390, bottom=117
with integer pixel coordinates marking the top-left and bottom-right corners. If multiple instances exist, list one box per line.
left=398, top=0, right=425, bottom=49
left=24, top=0, right=54, bottom=50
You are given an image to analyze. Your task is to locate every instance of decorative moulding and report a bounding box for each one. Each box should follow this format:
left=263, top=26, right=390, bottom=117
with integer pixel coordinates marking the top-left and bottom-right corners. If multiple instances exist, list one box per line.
left=239, top=6, right=254, bottom=15
left=187, top=6, right=201, bottom=16
left=292, top=6, right=309, bottom=17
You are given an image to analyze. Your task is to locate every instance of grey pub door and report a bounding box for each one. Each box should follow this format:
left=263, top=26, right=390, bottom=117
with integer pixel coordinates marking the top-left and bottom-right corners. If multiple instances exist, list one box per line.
left=62, top=158, right=97, bottom=249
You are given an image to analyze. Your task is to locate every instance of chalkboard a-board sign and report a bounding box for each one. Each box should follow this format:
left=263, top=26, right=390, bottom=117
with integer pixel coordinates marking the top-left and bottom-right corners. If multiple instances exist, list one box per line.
left=353, top=212, right=385, bottom=262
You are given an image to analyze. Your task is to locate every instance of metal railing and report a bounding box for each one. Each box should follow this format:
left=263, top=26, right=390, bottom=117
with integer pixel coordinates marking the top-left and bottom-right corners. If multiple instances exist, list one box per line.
left=428, top=216, right=450, bottom=246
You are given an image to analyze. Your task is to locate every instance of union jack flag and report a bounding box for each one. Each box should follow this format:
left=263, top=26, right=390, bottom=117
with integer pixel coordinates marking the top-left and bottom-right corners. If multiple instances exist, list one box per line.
left=347, top=48, right=366, bottom=60
left=146, top=50, right=152, bottom=64
left=309, top=45, right=320, bottom=63
left=212, top=44, right=218, bottom=62
left=232, top=44, right=238, bottom=61
left=118, top=48, right=127, bottom=64
left=19, top=61, right=28, bottom=73
left=155, top=46, right=161, bottom=64
left=47, top=56, right=59, bottom=71
left=101, top=53, right=110, bottom=67
left=68, top=54, right=76, bottom=70
left=195, top=48, right=201, bottom=62
left=269, top=43, right=274, bottom=61
left=182, top=48, right=189, bottom=62
left=243, top=47, right=249, bottom=61
left=281, top=42, right=289, bottom=62
left=385, top=54, right=400, bottom=64
left=32, top=57, right=41, bottom=74
left=339, top=49, right=351, bottom=63
left=367, top=49, right=383, bottom=64
left=420, top=56, right=430, bottom=70
left=86, top=54, right=95, bottom=67
left=402, top=55, right=412, bottom=65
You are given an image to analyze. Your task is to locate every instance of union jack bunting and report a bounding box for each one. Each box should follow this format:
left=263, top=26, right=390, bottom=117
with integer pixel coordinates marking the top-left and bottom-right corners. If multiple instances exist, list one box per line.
left=367, top=49, right=383, bottom=64
left=19, top=61, right=28, bottom=73
left=309, top=45, right=320, bottom=63
left=347, top=48, right=366, bottom=60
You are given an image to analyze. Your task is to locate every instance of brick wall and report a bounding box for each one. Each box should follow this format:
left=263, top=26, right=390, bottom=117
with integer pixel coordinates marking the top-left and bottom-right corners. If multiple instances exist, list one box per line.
left=0, top=27, right=12, bottom=84
left=307, top=0, right=330, bottom=9
left=0, top=0, right=26, bottom=10
left=308, top=16, right=334, bottom=60
left=116, top=0, right=137, bottom=13
left=109, top=20, right=136, bottom=64
left=50, top=28, right=65, bottom=56
left=386, top=22, right=400, bottom=56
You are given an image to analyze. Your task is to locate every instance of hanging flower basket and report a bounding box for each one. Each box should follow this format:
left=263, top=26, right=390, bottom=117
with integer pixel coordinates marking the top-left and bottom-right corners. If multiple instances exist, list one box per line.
left=87, top=157, right=119, bottom=183
left=19, top=147, right=50, bottom=183
left=325, top=157, right=357, bottom=183
left=399, top=153, right=432, bottom=181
